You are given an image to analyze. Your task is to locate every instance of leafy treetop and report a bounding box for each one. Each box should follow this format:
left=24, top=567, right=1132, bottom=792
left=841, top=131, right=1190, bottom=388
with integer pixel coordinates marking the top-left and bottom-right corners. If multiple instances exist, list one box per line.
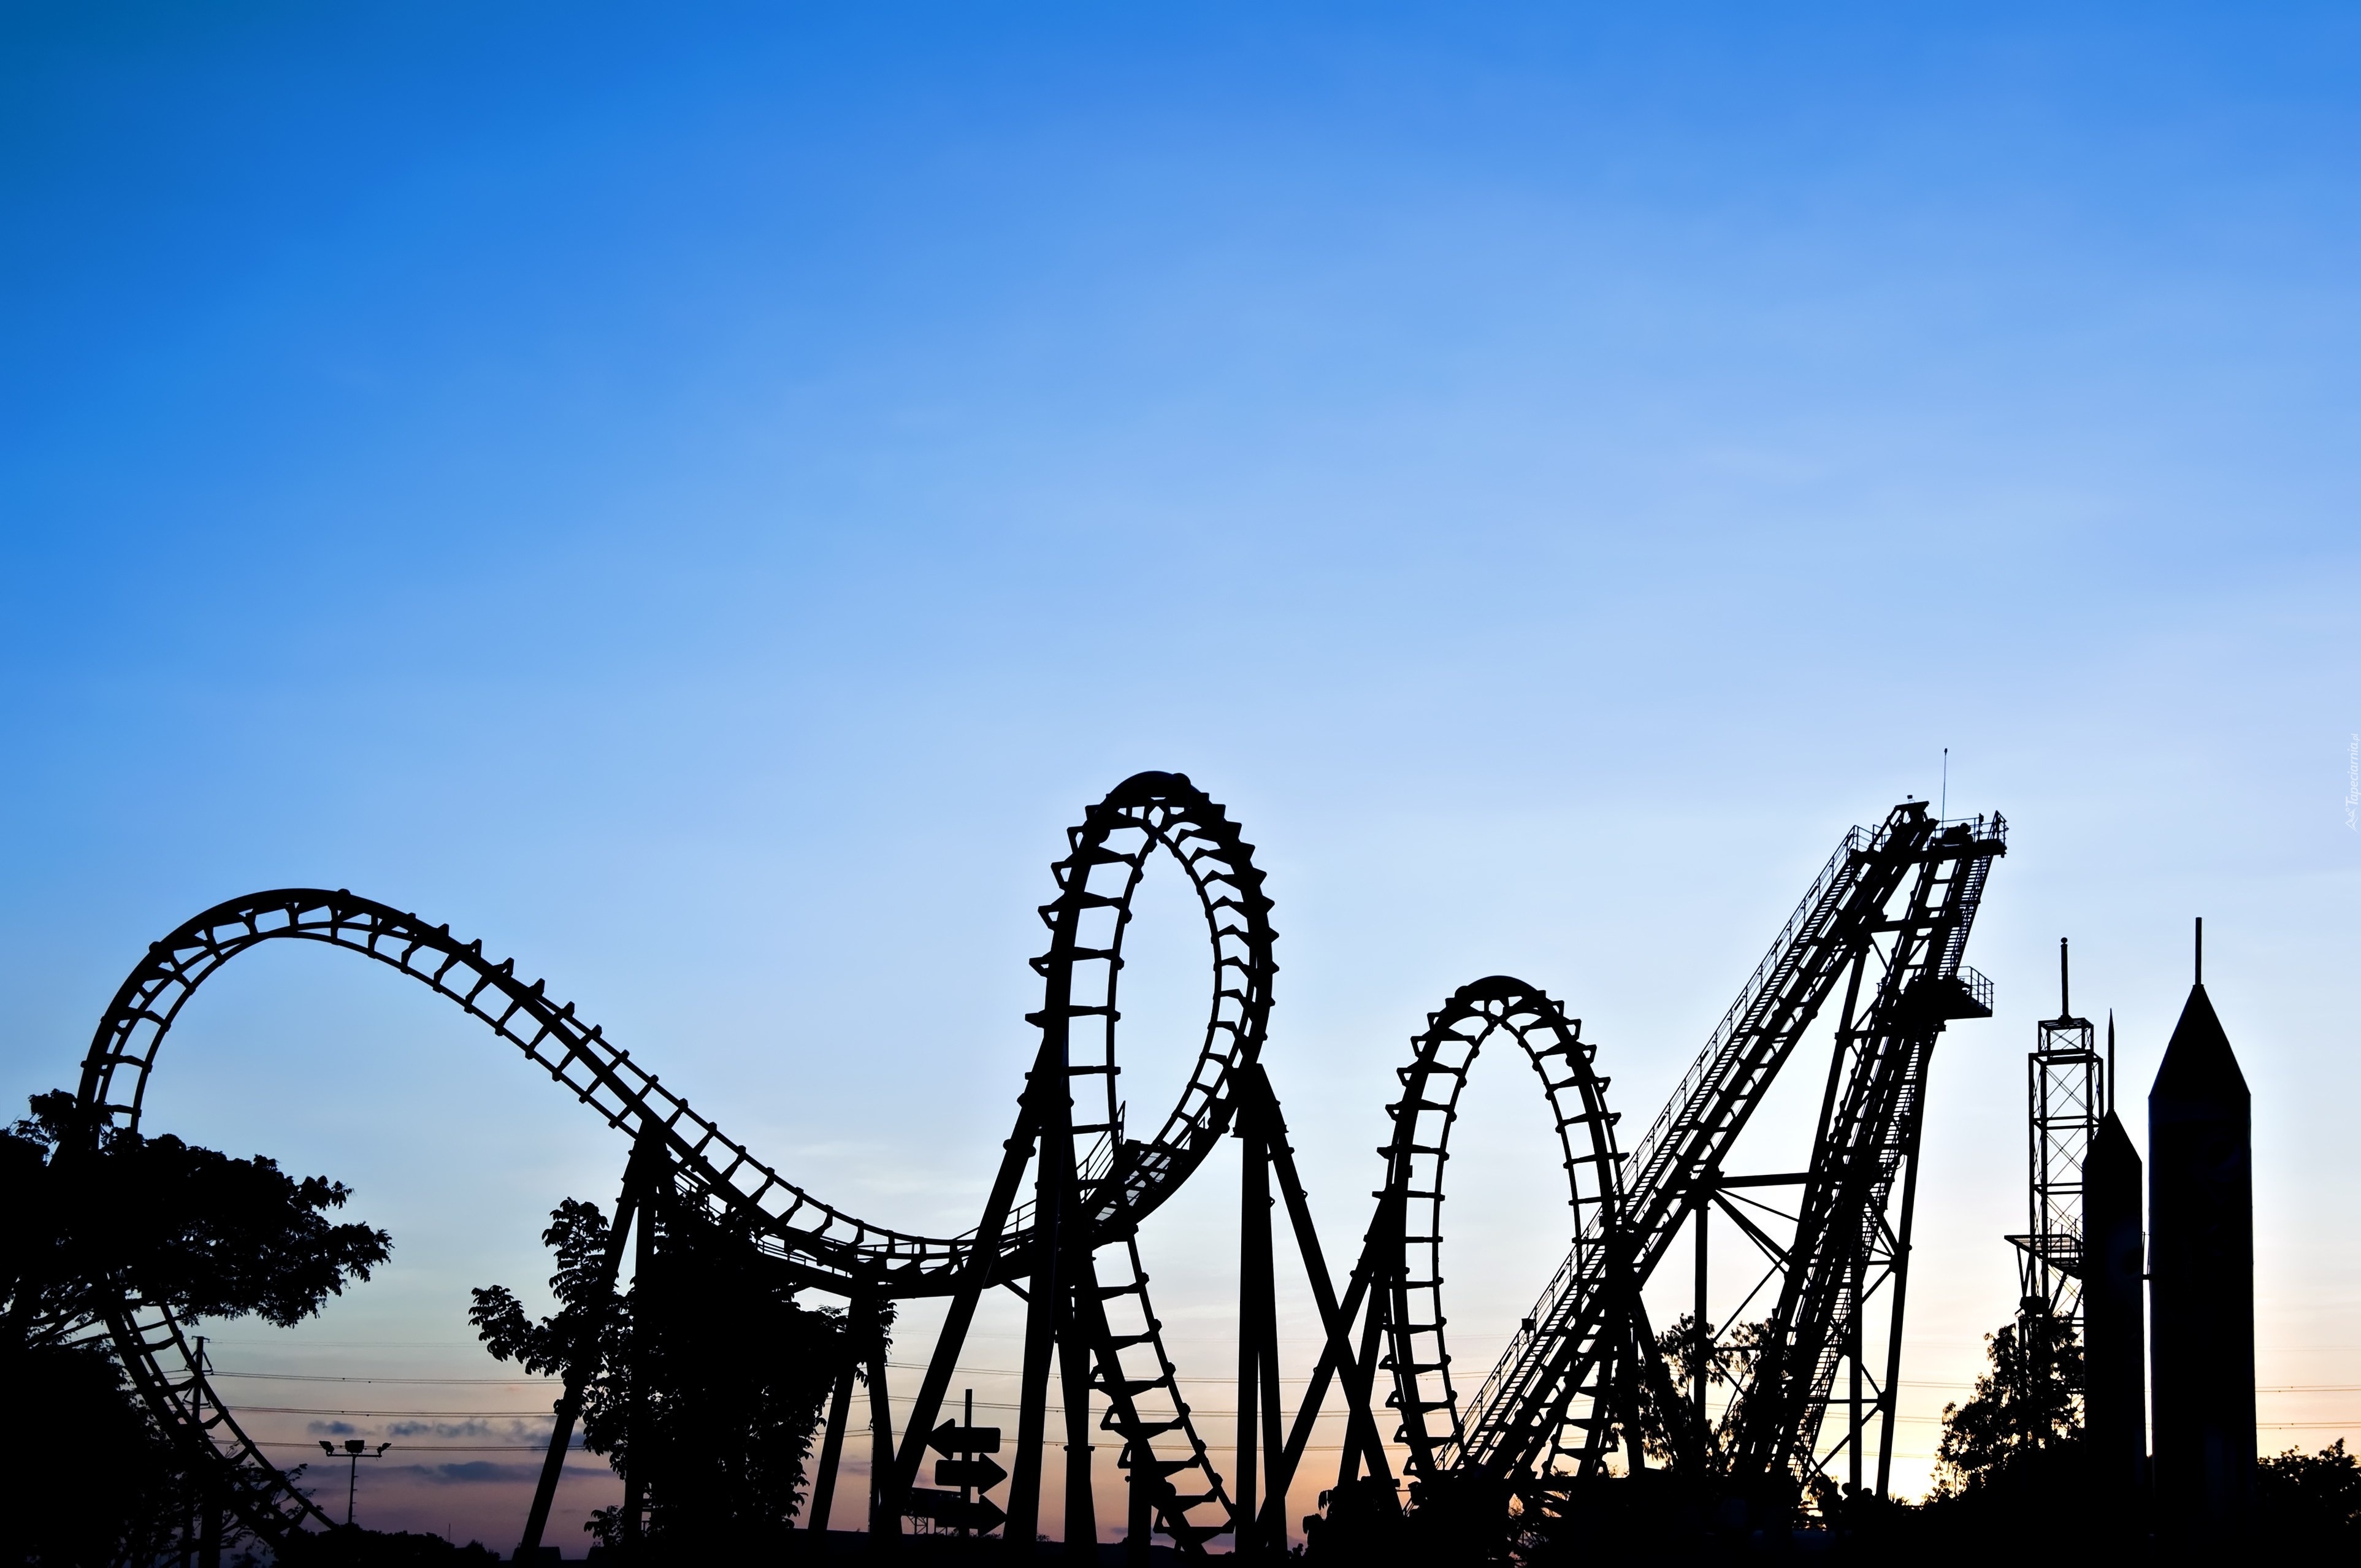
left=2, top=1089, right=392, bottom=1348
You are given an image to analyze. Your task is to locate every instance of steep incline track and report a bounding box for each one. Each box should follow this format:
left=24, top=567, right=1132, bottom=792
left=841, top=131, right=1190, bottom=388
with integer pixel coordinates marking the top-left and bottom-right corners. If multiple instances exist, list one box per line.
left=1447, top=803, right=2005, bottom=1486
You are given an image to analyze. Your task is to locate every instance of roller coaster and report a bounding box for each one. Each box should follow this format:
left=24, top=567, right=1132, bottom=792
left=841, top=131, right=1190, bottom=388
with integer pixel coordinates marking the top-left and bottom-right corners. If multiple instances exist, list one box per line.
left=72, top=771, right=2005, bottom=1555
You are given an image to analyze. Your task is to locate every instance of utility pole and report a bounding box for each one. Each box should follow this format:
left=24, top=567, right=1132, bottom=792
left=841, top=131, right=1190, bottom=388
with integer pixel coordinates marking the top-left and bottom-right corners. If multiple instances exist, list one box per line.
left=185, top=1337, right=224, bottom=1568
left=317, top=1440, right=391, bottom=1527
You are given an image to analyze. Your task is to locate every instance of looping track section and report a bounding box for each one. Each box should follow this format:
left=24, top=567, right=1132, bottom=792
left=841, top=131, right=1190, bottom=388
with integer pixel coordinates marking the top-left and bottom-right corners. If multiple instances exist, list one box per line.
left=73, top=779, right=2003, bottom=1553
left=1370, top=977, right=1623, bottom=1480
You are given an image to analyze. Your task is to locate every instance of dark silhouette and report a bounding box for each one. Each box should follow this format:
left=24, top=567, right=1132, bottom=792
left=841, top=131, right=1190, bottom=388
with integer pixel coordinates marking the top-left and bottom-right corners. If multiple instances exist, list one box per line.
left=1930, top=1305, right=2083, bottom=1497
left=2146, top=930, right=2256, bottom=1535
left=472, top=1191, right=857, bottom=1559
left=2255, top=1438, right=2361, bottom=1548
left=275, top=1526, right=503, bottom=1567
left=1, top=1090, right=389, bottom=1568
left=41, top=782, right=2332, bottom=1562
left=69, top=787, right=2010, bottom=1555
left=2081, top=1108, right=2146, bottom=1498
left=1455, top=808, right=2003, bottom=1502
left=1301, top=1472, right=1521, bottom=1567
left=1517, top=1471, right=1718, bottom=1566
left=9, top=1331, right=191, bottom=1568
left=4, top=1090, right=389, bottom=1342
left=1634, top=1315, right=1770, bottom=1467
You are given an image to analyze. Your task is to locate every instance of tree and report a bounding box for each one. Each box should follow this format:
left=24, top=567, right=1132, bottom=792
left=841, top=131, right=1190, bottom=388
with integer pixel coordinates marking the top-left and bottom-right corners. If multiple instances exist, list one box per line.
left=1635, top=1314, right=1769, bottom=1468
left=1303, top=1472, right=1521, bottom=1568
left=2257, top=1438, right=2361, bottom=1547
left=472, top=1192, right=859, bottom=1559
left=1913, top=1300, right=2105, bottom=1558
left=1, top=1090, right=392, bottom=1568
left=5, top=1092, right=392, bottom=1348
left=1931, top=1301, right=2083, bottom=1497
left=274, top=1526, right=505, bottom=1566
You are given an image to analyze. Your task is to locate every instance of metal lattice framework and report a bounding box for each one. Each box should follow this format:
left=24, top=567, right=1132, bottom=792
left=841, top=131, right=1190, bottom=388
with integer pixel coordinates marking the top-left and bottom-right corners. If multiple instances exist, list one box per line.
left=2008, top=941, right=2103, bottom=1323
left=1396, top=803, right=2005, bottom=1499
left=72, top=777, right=2003, bottom=1558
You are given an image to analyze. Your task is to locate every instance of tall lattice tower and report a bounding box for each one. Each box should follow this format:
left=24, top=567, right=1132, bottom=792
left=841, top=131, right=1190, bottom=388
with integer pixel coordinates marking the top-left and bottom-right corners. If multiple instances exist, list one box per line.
left=2007, top=938, right=2105, bottom=1320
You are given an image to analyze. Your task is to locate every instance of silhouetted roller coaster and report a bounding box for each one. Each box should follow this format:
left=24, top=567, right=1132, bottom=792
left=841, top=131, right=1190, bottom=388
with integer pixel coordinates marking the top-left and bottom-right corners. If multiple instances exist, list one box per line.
left=75, top=772, right=2006, bottom=1556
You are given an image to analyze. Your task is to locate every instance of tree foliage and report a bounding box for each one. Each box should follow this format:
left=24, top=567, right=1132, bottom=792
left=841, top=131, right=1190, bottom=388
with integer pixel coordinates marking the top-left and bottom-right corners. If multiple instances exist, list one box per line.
left=2257, top=1438, right=2361, bottom=1547
left=472, top=1193, right=860, bottom=1559
left=4, top=1090, right=391, bottom=1346
left=275, top=1525, right=504, bottom=1567
left=6, top=1334, right=195, bottom=1568
left=1, top=1090, right=392, bottom=1568
left=1932, top=1302, right=2082, bottom=1497
left=1303, top=1472, right=1522, bottom=1568
left=1635, top=1315, right=1771, bottom=1467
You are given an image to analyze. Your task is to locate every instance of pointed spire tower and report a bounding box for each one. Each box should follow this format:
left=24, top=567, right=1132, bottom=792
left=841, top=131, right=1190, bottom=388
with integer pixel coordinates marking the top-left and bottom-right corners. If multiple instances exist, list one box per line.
left=2147, top=919, right=2256, bottom=1529
left=2081, top=1009, right=2145, bottom=1498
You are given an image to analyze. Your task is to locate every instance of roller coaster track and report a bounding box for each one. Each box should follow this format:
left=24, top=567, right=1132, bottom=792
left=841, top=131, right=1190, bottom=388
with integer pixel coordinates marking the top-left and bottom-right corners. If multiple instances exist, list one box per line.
left=74, top=773, right=1267, bottom=1551
left=1442, top=802, right=2005, bottom=1490
left=1368, top=977, right=1626, bottom=1480
left=1729, top=816, right=2001, bottom=1487
left=72, top=778, right=2001, bottom=1552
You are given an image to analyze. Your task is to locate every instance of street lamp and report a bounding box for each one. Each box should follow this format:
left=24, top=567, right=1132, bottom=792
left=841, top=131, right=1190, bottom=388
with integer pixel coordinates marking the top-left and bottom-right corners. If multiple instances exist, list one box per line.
left=317, top=1440, right=391, bottom=1526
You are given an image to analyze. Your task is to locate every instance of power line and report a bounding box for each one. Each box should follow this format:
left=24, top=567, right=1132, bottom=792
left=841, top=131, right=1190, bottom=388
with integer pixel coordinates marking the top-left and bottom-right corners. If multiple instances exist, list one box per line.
left=1898, top=1380, right=2361, bottom=1395
left=216, top=1371, right=2361, bottom=1399
left=214, top=1361, right=1324, bottom=1388
left=2262, top=1423, right=2361, bottom=1431
left=216, top=1372, right=561, bottom=1385
left=253, top=1440, right=589, bottom=1455
left=202, top=1340, right=485, bottom=1348
left=233, top=1407, right=560, bottom=1418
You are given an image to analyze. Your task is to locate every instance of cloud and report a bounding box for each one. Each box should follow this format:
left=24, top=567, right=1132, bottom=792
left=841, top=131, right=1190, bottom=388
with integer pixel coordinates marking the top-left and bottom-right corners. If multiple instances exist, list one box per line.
left=393, top=1462, right=544, bottom=1486
left=384, top=1420, right=492, bottom=1439
left=305, top=1421, right=360, bottom=1436
left=381, top=1418, right=558, bottom=1442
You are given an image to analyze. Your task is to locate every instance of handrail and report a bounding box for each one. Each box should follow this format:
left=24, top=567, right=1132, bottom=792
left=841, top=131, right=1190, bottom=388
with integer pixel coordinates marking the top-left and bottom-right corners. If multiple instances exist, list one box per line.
left=1619, top=826, right=1865, bottom=1206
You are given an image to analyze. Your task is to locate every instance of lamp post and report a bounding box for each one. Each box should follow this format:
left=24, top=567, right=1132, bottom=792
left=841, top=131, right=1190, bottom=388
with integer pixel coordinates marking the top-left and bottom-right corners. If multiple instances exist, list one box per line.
left=317, top=1440, right=391, bottom=1526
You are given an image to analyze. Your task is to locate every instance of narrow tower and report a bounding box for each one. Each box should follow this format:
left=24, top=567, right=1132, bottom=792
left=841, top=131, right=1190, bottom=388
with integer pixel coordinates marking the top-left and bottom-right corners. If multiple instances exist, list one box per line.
left=2081, top=1021, right=2146, bottom=1498
left=2009, top=939, right=2102, bottom=1322
left=2146, top=920, right=2256, bottom=1531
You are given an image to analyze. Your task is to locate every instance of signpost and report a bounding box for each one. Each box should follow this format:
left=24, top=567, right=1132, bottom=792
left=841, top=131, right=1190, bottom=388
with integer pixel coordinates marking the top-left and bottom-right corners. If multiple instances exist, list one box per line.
left=935, top=1456, right=1009, bottom=1491
left=905, top=1393, right=1007, bottom=1537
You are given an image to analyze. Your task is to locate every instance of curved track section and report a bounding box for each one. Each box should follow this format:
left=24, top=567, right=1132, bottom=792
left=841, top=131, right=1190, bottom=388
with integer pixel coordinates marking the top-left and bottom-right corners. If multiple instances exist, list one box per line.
left=75, top=889, right=981, bottom=1540
left=884, top=771, right=1273, bottom=1551
left=1372, top=977, right=1623, bottom=1480
left=77, top=890, right=976, bottom=1291
left=75, top=771, right=1274, bottom=1548
left=1046, top=774, right=1274, bottom=1543
left=77, top=776, right=1992, bottom=1538
left=1038, top=770, right=1277, bottom=1242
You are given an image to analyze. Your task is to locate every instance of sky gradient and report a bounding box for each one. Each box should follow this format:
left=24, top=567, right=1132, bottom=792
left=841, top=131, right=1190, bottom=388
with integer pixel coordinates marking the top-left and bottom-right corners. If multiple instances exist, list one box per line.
left=4, top=2, right=2358, bottom=1545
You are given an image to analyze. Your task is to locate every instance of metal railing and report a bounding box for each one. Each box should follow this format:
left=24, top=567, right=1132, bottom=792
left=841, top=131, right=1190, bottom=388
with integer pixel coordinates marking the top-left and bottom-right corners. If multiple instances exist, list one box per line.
left=1620, top=825, right=1867, bottom=1205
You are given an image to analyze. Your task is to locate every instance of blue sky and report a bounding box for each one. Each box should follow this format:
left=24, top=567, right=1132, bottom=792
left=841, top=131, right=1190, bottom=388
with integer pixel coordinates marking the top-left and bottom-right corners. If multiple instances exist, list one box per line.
left=4, top=1, right=2357, bottom=1541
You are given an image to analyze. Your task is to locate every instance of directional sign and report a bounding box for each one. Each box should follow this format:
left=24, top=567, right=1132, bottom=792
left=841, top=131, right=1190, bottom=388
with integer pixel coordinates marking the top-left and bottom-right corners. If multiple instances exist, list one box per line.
left=926, top=1419, right=1003, bottom=1456
left=935, top=1455, right=1008, bottom=1492
left=903, top=1488, right=1006, bottom=1534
